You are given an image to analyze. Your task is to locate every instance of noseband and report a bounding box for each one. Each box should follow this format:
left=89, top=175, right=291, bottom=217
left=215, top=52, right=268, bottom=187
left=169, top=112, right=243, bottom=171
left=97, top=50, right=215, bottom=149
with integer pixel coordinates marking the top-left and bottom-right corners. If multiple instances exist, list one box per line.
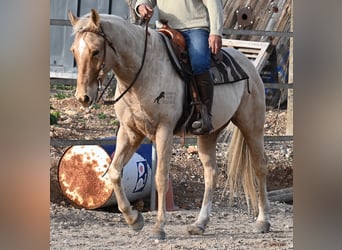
left=78, top=18, right=150, bottom=104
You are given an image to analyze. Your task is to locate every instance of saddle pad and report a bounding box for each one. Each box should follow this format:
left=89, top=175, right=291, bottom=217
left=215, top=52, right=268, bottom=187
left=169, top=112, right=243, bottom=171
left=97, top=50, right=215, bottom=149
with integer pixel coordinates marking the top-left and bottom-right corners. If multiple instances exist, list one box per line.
left=210, top=49, right=249, bottom=85
left=159, top=32, right=249, bottom=85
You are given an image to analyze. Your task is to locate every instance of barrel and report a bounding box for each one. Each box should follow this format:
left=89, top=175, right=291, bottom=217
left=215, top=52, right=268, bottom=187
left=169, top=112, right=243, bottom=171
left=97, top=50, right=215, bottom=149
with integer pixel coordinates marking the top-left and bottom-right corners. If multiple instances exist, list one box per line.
left=58, top=142, right=153, bottom=209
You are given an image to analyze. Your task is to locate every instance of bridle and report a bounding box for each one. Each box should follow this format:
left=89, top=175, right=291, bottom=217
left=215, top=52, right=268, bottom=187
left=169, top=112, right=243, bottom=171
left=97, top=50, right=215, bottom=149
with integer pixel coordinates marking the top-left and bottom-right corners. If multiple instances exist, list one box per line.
left=77, top=17, right=150, bottom=104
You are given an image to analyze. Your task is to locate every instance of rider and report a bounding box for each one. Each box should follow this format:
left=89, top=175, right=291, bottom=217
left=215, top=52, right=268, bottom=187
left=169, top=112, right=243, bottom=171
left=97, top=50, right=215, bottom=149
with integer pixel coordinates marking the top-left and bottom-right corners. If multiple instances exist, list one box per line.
left=135, top=0, right=223, bottom=134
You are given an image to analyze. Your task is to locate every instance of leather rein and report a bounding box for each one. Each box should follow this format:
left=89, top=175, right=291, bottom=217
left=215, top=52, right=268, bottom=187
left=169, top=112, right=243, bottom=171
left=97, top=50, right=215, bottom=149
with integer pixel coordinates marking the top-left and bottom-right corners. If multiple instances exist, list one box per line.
left=79, top=18, right=150, bottom=104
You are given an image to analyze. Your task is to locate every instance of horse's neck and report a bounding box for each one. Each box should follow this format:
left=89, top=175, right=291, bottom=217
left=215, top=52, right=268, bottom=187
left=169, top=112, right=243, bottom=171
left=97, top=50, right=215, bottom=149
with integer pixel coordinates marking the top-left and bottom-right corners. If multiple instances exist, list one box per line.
left=104, top=17, right=175, bottom=105
left=106, top=19, right=155, bottom=82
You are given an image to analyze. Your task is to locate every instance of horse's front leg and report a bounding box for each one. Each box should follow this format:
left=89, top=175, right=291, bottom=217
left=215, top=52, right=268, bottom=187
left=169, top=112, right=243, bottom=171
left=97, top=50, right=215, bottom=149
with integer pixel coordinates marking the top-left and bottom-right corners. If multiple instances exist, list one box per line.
left=107, top=127, right=144, bottom=231
left=152, top=127, right=173, bottom=240
left=187, top=132, right=219, bottom=235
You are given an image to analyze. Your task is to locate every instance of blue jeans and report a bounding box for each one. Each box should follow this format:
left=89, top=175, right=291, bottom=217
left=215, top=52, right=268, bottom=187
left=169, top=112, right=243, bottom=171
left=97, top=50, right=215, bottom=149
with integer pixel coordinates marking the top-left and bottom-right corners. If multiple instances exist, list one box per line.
left=180, top=29, right=211, bottom=75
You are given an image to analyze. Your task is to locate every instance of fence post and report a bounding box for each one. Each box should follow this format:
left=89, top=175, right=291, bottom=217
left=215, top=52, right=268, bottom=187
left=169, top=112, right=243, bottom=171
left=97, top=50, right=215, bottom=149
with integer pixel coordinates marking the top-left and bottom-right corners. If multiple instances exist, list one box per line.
left=286, top=0, right=293, bottom=135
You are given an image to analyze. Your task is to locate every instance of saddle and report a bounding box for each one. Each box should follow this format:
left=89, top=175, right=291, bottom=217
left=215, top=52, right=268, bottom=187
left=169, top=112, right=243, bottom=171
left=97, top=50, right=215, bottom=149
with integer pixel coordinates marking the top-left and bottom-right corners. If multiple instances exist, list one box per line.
left=157, top=20, right=249, bottom=138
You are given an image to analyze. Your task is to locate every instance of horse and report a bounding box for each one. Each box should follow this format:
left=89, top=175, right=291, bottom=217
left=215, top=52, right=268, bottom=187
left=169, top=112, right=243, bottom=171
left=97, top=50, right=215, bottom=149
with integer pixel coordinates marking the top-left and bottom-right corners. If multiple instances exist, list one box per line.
left=68, top=9, right=270, bottom=240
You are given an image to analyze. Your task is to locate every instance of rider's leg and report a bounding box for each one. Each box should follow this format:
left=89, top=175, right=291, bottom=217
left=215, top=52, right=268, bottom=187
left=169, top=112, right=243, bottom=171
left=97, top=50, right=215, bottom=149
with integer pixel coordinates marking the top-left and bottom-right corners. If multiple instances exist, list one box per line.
left=181, top=29, right=214, bottom=134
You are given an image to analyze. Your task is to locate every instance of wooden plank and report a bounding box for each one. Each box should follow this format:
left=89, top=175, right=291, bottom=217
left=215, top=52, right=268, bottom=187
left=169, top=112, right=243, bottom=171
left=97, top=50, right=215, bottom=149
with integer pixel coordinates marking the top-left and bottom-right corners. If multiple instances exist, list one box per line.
left=222, top=0, right=292, bottom=47
left=222, top=39, right=268, bottom=48
left=50, top=71, right=77, bottom=79
left=50, top=78, right=76, bottom=85
left=222, top=38, right=269, bottom=72
left=237, top=48, right=260, bottom=54
left=268, top=187, right=293, bottom=203
left=223, top=29, right=293, bottom=38
left=243, top=54, right=258, bottom=59
left=50, top=19, right=71, bottom=26
left=263, top=83, right=293, bottom=89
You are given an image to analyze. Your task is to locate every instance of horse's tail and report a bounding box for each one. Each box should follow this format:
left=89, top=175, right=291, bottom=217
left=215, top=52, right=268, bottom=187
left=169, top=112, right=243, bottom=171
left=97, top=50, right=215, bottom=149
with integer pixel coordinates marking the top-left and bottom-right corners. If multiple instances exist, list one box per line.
left=225, top=125, right=258, bottom=214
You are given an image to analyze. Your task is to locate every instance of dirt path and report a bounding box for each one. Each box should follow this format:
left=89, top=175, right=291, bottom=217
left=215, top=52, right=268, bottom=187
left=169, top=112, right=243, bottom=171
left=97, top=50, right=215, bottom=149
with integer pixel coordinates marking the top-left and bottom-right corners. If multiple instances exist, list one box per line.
left=50, top=201, right=292, bottom=249
left=50, top=93, right=293, bottom=249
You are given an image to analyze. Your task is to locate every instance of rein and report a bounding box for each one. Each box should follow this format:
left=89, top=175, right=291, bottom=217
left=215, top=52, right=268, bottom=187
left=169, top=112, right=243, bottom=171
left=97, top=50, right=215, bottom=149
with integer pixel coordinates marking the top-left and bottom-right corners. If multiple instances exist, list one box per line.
left=80, top=18, right=150, bottom=104
left=96, top=16, right=150, bottom=178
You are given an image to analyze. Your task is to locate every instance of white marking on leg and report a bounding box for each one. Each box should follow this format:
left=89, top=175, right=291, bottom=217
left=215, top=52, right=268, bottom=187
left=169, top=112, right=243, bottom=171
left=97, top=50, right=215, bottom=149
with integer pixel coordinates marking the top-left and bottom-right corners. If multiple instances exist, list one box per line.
left=197, top=202, right=211, bottom=224
left=257, top=200, right=270, bottom=222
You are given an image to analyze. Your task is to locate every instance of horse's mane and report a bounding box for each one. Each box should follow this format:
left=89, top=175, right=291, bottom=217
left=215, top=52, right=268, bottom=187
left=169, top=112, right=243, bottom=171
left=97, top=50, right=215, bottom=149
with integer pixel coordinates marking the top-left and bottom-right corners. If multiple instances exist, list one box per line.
left=71, top=13, right=128, bottom=35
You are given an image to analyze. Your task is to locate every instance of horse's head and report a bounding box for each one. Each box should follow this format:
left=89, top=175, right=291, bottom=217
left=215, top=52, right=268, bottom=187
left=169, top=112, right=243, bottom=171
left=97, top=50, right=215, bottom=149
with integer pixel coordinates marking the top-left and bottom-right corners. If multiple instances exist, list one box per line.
left=69, top=9, right=111, bottom=107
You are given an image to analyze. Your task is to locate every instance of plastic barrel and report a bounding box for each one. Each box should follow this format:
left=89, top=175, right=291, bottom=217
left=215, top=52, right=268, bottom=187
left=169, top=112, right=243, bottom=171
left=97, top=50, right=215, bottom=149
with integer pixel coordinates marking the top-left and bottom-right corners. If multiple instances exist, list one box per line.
left=58, top=141, right=153, bottom=209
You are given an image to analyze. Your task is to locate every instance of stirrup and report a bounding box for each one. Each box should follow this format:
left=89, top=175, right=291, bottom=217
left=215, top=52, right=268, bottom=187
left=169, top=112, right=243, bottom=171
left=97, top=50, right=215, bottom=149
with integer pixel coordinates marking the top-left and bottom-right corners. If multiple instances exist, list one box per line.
left=192, top=120, right=202, bottom=129
left=192, top=124, right=213, bottom=135
left=191, top=103, right=213, bottom=135
left=191, top=119, right=213, bottom=135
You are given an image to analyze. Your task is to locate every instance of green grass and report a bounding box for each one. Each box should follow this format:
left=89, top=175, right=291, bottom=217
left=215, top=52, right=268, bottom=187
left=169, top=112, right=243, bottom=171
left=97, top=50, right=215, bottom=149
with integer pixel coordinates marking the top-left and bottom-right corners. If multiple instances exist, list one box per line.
left=51, top=84, right=76, bottom=91
left=91, top=103, right=101, bottom=110
left=54, top=92, right=68, bottom=99
left=50, top=110, right=60, bottom=125
left=110, top=119, right=120, bottom=126
left=51, top=84, right=75, bottom=99
left=98, top=113, right=107, bottom=119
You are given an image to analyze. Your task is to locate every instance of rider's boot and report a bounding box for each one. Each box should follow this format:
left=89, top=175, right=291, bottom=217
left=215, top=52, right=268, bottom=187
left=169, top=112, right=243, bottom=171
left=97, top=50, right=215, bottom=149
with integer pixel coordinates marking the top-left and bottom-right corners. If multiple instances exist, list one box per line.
left=192, top=71, right=214, bottom=135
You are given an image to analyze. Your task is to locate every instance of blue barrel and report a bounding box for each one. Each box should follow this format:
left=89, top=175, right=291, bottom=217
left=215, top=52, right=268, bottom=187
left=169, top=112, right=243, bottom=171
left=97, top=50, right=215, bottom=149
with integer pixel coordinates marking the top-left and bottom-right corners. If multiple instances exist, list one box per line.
left=58, top=137, right=154, bottom=209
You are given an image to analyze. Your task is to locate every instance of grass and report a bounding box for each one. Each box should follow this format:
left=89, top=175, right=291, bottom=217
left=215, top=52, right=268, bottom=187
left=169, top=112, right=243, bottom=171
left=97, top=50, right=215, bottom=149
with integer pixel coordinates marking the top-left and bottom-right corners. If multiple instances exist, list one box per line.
left=54, top=92, right=68, bottom=99
left=50, top=110, right=60, bottom=125
left=51, top=84, right=75, bottom=99
left=51, top=84, right=76, bottom=91
left=98, top=113, right=107, bottom=119
left=110, top=119, right=120, bottom=126
left=91, top=103, right=101, bottom=110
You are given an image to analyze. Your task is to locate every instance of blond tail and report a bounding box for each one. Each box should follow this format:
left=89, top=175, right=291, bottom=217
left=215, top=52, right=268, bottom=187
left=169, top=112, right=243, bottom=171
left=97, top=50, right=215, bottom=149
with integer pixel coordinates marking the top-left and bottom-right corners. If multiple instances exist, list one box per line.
left=225, top=125, right=258, bottom=214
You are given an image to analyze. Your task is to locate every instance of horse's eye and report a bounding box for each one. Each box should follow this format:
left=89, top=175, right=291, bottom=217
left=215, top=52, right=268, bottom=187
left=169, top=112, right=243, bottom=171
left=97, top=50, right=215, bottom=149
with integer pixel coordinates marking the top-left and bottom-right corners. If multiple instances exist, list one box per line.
left=92, top=50, right=99, bottom=57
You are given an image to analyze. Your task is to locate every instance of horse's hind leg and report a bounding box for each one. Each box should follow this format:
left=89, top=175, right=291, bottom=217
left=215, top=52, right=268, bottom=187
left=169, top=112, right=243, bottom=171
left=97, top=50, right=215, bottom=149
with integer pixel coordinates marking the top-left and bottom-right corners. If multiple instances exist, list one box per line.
left=245, top=132, right=270, bottom=233
left=107, top=126, right=145, bottom=231
left=187, top=131, right=220, bottom=235
left=232, top=111, right=270, bottom=233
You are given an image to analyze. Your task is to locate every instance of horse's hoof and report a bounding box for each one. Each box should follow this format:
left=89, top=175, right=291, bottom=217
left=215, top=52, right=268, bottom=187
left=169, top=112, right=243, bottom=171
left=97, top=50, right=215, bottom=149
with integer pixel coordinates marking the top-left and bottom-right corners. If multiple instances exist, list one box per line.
left=151, top=228, right=166, bottom=240
left=130, top=212, right=144, bottom=232
left=187, top=224, right=205, bottom=235
left=254, top=221, right=271, bottom=233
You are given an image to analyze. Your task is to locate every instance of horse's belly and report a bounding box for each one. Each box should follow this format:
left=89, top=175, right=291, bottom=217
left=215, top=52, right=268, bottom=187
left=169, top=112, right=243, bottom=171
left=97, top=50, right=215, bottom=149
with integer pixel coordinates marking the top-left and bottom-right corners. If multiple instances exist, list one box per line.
left=211, top=82, right=246, bottom=128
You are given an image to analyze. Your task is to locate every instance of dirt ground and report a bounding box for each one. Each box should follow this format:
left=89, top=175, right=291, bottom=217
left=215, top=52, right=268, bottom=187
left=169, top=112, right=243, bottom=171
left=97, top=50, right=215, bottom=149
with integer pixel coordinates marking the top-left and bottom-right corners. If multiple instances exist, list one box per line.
left=50, top=86, right=293, bottom=249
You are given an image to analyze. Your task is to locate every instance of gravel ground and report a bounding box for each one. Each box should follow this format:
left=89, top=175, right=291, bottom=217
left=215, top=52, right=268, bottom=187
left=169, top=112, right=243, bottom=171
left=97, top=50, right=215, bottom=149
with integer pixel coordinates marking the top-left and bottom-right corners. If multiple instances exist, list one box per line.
left=50, top=201, right=293, bottom=249
left=50, top=87, right=293, bottom=249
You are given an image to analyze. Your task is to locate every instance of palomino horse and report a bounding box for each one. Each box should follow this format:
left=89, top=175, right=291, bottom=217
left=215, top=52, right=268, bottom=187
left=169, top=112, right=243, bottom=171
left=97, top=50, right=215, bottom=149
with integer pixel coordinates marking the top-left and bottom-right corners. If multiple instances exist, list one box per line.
left=68, top=9, right=270, bottom=240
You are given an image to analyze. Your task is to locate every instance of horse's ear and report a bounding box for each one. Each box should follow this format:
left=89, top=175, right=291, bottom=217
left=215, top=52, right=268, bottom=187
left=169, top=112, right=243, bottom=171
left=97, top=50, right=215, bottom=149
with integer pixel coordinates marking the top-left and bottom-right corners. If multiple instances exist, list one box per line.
left=90, top=9, right=100, bottom=27
left=68, top=11, right=78, bottom=26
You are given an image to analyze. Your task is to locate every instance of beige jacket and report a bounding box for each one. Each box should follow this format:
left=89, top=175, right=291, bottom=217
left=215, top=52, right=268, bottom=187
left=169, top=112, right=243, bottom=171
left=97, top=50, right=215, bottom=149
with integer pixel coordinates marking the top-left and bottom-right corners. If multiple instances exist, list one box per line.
left=135, top=0, right=223, bottom=36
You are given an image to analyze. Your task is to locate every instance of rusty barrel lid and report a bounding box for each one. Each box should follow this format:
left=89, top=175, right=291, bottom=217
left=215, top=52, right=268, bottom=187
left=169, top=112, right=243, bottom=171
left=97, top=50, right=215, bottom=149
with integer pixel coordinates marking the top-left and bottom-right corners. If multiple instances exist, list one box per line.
left=57, top=145, right=113, bottom=209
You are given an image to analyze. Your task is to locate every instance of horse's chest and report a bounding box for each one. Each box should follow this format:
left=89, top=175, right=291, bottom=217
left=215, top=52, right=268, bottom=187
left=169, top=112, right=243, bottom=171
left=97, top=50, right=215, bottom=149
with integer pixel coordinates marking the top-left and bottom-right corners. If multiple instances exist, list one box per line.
left=117, top=104, right=159, bottom=136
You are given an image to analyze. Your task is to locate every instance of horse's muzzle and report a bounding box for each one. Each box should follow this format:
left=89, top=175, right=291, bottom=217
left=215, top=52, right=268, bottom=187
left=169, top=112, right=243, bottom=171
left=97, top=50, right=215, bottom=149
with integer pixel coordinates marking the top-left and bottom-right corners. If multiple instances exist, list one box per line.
left=76, top=93, right=92, bottom=107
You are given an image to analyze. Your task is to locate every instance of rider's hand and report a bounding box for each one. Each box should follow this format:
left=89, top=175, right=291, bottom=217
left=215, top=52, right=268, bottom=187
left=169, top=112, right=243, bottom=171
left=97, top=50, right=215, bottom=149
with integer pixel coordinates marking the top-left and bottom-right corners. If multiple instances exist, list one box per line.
left=137, top=4, right=154, bottom=20
left=209, top=35, right=222, bottom=55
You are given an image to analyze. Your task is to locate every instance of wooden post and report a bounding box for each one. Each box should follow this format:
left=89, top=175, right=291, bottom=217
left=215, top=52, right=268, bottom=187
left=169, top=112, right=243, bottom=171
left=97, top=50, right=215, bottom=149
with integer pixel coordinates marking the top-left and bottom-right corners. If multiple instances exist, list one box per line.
left=286, top=0, right=293, bottom=135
